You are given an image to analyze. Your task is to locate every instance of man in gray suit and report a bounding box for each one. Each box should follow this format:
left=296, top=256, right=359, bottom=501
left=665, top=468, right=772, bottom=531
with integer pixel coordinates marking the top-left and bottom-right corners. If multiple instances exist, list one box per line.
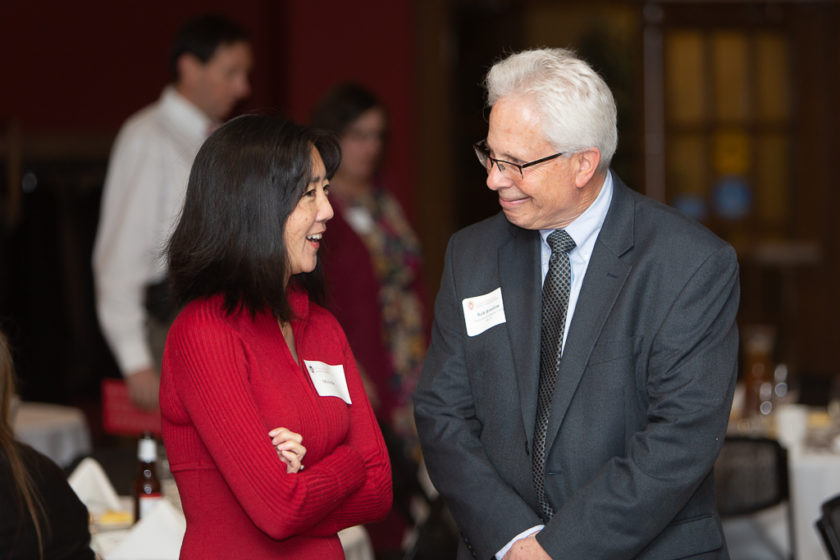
left=414, top=48, right=739, bottom=559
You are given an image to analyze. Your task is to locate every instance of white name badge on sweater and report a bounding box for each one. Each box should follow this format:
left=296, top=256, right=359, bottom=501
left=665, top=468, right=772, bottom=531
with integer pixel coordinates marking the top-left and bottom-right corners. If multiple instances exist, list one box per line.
left=303, top=360, right=352, bottom=404
left=462, top=287, right=506, bottom=337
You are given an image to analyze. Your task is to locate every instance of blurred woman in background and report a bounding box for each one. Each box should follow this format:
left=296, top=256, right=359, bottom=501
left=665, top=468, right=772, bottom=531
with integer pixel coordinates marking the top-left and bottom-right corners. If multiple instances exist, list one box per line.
left=312, top=83, right=426, bottom=439
left=312, top=83, right=429, bottom=559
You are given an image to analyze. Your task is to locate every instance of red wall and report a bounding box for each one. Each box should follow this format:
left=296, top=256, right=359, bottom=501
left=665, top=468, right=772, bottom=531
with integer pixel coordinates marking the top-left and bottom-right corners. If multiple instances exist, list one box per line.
left=1, top=1, right=266, bottom=130
left=1, top=0, right=416, bottom=216
left=277, top=1, right=417, bottom=218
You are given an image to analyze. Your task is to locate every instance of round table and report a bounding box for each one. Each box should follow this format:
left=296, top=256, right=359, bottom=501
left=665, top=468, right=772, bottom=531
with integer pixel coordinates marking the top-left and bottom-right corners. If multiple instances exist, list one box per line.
left=13, top=401, right=92, bottom=467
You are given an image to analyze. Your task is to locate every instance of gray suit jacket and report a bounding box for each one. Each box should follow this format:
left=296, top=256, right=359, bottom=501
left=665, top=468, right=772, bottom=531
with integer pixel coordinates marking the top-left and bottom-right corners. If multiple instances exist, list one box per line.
left=414, top=176, right=739, bottom=559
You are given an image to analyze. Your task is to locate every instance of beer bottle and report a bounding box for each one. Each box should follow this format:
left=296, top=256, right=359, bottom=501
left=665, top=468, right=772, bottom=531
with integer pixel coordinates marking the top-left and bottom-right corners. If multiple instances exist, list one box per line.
left=132, top=433, right=163, bottom=523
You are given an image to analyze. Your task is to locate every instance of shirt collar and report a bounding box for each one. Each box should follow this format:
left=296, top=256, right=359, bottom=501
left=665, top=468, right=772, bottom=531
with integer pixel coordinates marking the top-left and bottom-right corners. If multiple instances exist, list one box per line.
left=540, top=170, right=614, bottom=261
left=159, top=85, right=214, bottom=143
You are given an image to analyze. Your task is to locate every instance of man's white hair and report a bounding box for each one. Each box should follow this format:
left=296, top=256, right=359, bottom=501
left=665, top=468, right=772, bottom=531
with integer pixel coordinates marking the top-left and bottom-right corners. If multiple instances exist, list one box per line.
left=485, top=48, right=618, bottom=170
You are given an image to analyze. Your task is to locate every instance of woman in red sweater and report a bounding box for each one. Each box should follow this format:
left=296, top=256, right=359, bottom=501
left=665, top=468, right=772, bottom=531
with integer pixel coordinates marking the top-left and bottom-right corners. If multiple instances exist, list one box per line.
left=160, top=115, right=392, bottom=559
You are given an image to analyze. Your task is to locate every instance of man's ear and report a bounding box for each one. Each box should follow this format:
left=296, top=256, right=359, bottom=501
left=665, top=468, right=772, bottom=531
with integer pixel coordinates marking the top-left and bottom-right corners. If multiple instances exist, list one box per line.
left=176, top=53, right=204, bottom=87
left=573, top=148, right=602, bottom=188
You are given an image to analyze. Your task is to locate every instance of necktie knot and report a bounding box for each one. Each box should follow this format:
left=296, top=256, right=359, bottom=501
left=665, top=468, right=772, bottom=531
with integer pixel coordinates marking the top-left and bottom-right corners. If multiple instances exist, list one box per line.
left=547, top=229, right=575, bottom=256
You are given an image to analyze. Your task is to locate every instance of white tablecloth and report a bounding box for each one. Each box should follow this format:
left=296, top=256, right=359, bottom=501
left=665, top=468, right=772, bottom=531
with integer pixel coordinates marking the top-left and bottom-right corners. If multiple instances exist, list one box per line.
left=338, top=525, right=374, bottom=560
left=726, top=445, right=840, bottom=559
left=789, top=447, right=840, bottom=559
left=13, top=401, right=92, bottom=467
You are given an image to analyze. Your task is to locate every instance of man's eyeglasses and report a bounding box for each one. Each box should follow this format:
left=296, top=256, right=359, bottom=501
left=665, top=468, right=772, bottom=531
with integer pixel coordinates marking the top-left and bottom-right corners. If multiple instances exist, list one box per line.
left=473, top=139, right=567, bottom=180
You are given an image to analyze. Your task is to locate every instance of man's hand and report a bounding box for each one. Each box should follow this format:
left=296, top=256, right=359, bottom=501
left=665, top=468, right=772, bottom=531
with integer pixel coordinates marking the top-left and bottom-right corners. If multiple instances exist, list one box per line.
left=503, top=535, right=552, bottom=560
left=126, top=368, right=160, bottom=410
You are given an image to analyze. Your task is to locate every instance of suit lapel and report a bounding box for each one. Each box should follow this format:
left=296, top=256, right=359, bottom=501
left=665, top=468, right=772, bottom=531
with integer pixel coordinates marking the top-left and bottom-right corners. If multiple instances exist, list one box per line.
left=544, top=178, right=636, bottom=448
left=499, top=222, right=542, bottom=453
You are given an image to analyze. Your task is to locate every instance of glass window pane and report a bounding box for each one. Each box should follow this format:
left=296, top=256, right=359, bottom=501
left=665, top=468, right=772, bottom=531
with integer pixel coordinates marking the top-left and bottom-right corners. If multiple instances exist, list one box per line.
left=666, top=31, right=705, bottom=124
left=755, top=134, right=789, bottom=225
left=668, top=133, right=707, bottom=195
left=755, top=33, right=790, bottom=122
left=712, top=31, right=750, bottom=121
left=667, top=133, right=707, bottom=219
left=713, top=128, right=751, bottom=176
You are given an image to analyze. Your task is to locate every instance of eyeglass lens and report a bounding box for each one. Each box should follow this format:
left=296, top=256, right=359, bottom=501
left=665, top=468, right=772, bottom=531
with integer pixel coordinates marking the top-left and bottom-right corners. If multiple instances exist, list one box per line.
left=475, top=143, right=522, bottom=179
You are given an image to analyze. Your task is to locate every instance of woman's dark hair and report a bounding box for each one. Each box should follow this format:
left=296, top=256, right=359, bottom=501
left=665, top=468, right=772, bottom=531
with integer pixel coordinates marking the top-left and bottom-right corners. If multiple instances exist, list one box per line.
left=310, top=82, right=386, bottom=134
left=167, top=114, right=341, bottom=321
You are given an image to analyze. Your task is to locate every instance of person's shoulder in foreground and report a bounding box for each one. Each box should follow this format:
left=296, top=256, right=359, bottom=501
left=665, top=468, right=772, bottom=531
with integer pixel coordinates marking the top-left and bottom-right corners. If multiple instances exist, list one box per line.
left=0, top=443, right=95, bottom=560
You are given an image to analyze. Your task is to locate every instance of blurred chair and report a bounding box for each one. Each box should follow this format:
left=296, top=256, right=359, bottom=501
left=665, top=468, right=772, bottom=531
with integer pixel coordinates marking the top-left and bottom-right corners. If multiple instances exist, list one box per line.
left=715, top=435, right=793, bottom=559
left=815, top=493, right=840, bottom=559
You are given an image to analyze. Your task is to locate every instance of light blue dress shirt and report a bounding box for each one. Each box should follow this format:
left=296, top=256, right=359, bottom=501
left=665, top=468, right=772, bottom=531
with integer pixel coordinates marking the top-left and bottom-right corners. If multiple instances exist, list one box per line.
left=496, top=171, right=614, bottom=560
left=539, top=171, right=614, bottom=355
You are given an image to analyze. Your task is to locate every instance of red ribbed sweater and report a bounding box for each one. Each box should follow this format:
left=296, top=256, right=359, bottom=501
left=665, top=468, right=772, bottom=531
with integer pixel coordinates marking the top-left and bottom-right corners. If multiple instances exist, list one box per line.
left=160, top=290, right=392, bottom=559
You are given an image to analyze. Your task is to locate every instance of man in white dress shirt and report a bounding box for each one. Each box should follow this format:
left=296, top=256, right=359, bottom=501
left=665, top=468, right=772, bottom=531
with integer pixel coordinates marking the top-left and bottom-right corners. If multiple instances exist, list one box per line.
left=93, top=14, right=252, bottom=409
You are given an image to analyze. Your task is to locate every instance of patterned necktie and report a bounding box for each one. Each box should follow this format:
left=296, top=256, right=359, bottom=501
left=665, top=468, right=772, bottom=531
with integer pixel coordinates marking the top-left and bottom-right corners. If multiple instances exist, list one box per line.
left=533, top=228, right=576, bottom=521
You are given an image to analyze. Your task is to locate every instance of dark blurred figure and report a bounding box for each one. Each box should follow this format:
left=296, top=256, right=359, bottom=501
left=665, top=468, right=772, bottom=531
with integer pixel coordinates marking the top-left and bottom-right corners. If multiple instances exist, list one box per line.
left=312, top=84, right=429, bottom=559
left=92, top=14, right=252, bottom=410
left=1, top=331, right=95, bottom=560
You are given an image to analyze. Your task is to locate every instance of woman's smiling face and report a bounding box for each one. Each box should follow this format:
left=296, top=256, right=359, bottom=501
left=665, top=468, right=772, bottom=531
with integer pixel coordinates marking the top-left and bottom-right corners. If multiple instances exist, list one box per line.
left=284, top=147, right=334, bottom=279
